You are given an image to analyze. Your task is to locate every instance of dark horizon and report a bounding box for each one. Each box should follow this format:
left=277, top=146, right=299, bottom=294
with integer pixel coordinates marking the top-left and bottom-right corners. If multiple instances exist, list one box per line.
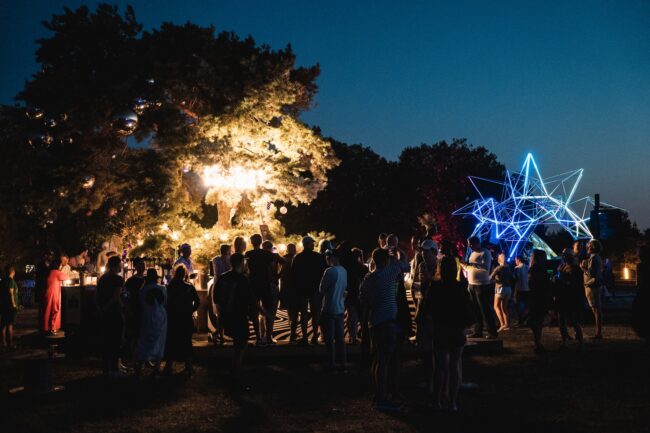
left=1, top=1, right=649, bottom=229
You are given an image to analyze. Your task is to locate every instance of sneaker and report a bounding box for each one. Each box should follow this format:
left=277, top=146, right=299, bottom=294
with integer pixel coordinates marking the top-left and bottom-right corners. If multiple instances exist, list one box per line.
left=485, top=334, right=498, bottom=340
left=255, top=339, right=267, bottom=347
left=591, top=334, right=603, bottom=340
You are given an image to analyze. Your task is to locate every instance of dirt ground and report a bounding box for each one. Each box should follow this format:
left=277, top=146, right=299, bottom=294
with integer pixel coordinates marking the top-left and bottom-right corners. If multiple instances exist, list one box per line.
left=1, top=314, right=648, bottom=433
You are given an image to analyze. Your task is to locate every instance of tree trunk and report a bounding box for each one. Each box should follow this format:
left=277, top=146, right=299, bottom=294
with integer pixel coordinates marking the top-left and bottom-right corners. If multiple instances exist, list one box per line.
left=216, top=202, right=232, bottom=230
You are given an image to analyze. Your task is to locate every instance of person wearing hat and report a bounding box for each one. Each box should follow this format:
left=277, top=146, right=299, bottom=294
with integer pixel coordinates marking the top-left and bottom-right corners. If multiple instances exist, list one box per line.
left=319, top=249, right=348, bottom=370
left=290, top=236, right=327, bottom=345
left=554, top=248, right=584, bottom=350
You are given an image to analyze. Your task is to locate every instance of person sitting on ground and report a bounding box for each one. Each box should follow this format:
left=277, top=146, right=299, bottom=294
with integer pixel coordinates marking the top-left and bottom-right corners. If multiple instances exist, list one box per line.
left=490, top=253, right=513, bottom=332
left=135, top=269, right=167, bottom=375
left=0, top=265, right=19, bottom=350
left=553, top=248, right=584, bottom=350
left=214, top=253, right=257, bottom=383
left=359, top=248, right=407, bottom=412
left=165, top=266, right=200, bottom=376
left=96, top=256, right=125, bottom=378
left=319, top=249, right=348, bottom=371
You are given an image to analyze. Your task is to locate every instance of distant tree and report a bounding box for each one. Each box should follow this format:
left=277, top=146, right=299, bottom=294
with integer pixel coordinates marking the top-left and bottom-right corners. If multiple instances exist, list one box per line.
left=0, top=4, right=336, bottom=261
left=398, top=139, right=505, bottom=243
left=281, top=139, right=401, bottom=251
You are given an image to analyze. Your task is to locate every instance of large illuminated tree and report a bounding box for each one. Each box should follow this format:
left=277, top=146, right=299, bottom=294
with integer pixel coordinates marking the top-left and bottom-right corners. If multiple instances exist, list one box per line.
left=0, top=4, right=337, bottom=261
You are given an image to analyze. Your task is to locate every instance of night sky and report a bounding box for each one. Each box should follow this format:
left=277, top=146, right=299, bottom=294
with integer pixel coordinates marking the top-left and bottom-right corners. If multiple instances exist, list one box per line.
left=2, top=1, right=649, bottom=228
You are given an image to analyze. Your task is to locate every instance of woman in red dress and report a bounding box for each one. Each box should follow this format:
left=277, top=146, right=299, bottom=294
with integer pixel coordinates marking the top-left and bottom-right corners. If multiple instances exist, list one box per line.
left=42, top=257, right=67, bottom=335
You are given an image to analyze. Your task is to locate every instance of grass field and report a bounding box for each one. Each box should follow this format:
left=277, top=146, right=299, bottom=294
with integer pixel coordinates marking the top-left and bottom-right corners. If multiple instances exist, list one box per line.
left=1, top=314, right=648, bottom=433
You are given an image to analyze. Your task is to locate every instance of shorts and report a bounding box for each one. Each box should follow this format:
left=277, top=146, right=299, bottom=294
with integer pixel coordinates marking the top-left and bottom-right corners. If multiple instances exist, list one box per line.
left=585, top=285, right=603, bottom=309
left=371, top=321, right=398, bottom=356
left=496, top=286, right=512, bottom=298
left=1, top=308, right=16, bottom=326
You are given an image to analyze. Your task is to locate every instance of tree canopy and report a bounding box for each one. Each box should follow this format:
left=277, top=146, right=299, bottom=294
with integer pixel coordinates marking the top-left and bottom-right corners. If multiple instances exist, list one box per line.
left=0, top=4, right=336, bottom=262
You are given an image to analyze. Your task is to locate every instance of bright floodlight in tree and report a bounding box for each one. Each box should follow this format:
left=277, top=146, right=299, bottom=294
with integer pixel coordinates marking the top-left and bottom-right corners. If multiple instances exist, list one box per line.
left=454, top=153, right=617, bottom=260
left=202, top=165, right=268, bottom=190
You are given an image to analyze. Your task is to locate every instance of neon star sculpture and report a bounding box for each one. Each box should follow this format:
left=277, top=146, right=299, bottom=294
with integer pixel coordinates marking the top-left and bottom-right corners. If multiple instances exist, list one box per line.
left=454, top=153, right=598, bottom=260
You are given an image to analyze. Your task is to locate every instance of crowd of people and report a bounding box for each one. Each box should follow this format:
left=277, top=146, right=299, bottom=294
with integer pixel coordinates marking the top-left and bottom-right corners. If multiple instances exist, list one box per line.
left=0, top=230, right=644, bottom=414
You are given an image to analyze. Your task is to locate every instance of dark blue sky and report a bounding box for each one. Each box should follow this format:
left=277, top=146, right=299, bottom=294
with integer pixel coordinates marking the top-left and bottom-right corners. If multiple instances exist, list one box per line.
left=2, top=1, right=649, bottom=228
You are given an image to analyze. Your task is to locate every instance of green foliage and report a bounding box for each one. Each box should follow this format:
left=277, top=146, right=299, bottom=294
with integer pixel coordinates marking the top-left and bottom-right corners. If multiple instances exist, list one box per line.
left=0, top=4, right=335, bottom=263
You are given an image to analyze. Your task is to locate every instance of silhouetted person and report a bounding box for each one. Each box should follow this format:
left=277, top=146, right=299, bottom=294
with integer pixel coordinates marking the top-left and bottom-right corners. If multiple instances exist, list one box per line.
left=209, top=244, right=231, bottom=345
left=360, top=248, right=406, bottom=412
left=581, top=239, right=604, bottom=339
left=344, top=247, right=368, bottom=344
left=279, top=244, right=304, bottom=343
left=214, top=253, right=256, bottom=382
left=245, top=234, right=275, bottom=345
left=430, top=242, right=469, bottom=412
left=632, top=246, right=650, bottom=342
left=463, top=236, right=498, bottom=339
left=0, top=265, right=19, bottom=349
left=290, top=236, right=327, bottom=345
left=165, top=266, right=200, bottom=375
left=319, top=249, right=348, bottom=371
left=528, top=249, right=552, bottom=354
left=135, top=269, right=167, bottom=375
left=513, top=255, right=530, bottom=326
left=96, top=256, right=125, bottom=378
left=553, top=248, right=584, bottom=350
left=124, top=257, right=145, bottom=360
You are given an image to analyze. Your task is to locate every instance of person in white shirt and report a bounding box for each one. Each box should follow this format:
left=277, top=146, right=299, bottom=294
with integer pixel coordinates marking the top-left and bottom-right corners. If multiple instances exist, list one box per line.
left=462, top=236, right=498, bottom=339
left=513, top=255, right=530, bottom=326
left=319, top=249, right=348, bottom=371
left=173, top=243, right=195, bottom=276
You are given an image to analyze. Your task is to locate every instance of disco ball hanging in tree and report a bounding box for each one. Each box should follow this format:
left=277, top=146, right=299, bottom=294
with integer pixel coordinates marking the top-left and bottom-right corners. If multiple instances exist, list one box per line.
left=111, top=109, right=138, bottom=135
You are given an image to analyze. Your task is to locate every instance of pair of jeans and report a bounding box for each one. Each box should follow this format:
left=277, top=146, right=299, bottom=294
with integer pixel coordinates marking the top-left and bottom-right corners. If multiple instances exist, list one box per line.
left=320, top=312, right=346, bottom=368
left=468, top=284, right=498, bottom=336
